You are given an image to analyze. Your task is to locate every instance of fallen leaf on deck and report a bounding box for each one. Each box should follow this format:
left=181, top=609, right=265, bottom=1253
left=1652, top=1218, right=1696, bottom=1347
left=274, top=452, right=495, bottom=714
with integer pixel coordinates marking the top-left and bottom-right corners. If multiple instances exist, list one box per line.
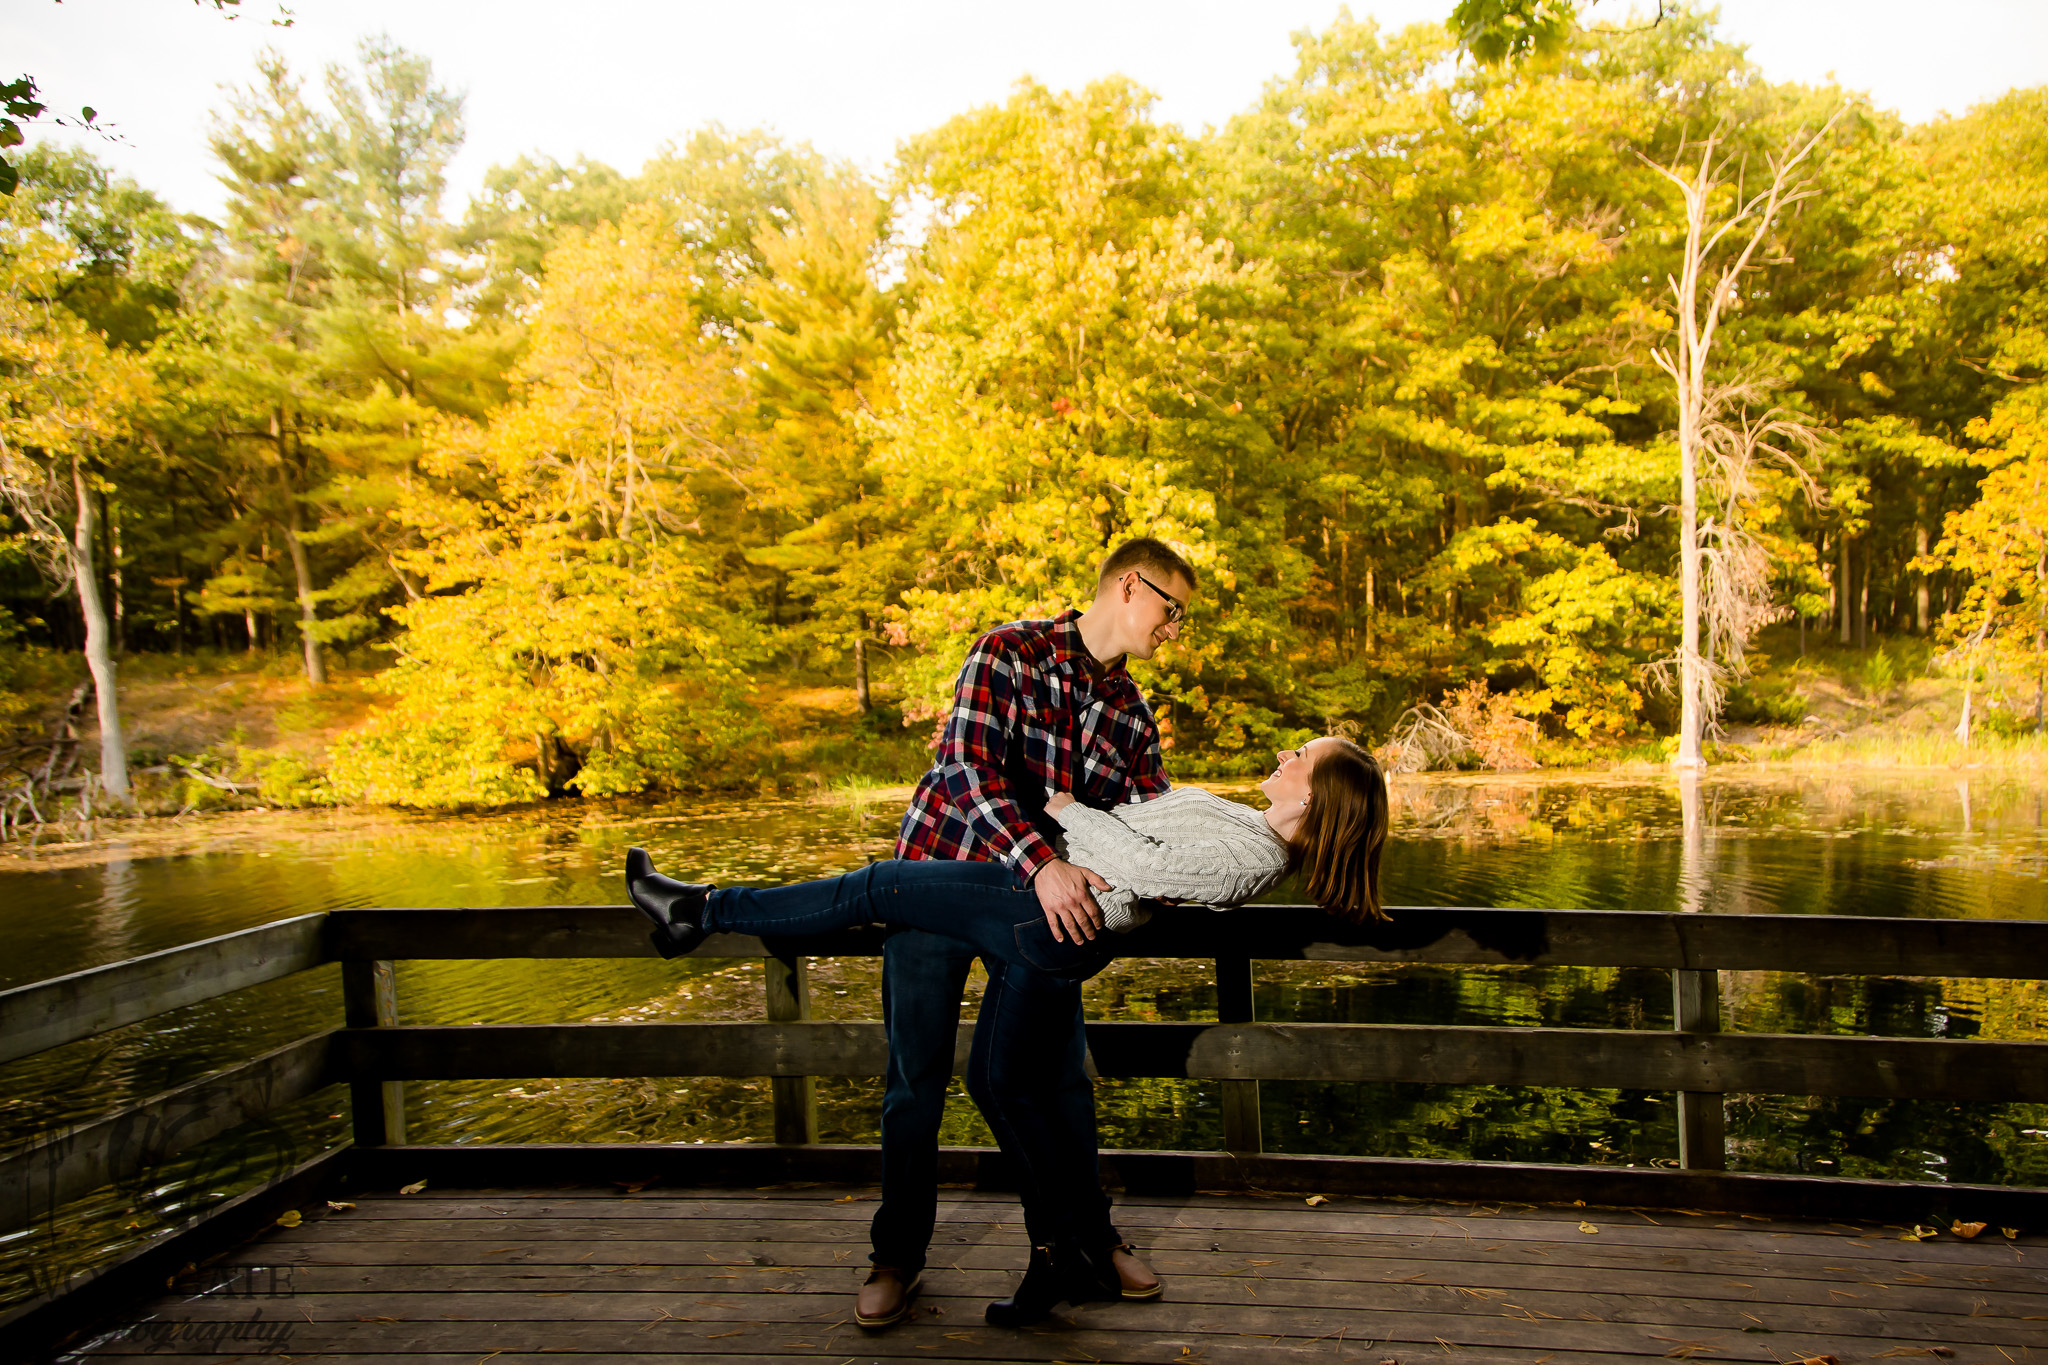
left=611, top=1178, right=654, bottom=1194
left=275, top=1210, right=302, bottom=1228
left=2001, top=1227, right=2020, bottom=1239
left=1899, top=1224, right=1938, bottom=1241
left=1950, top=1221, right=1987, bottom=1239
left=325, top=1201, right=355, bottom=1211
left=1305, top=1195, right=1329, bottom=1206
left=399, top=1180, right=427, bottom=1195
left=1578, top=1222, right=1599, bottom=1234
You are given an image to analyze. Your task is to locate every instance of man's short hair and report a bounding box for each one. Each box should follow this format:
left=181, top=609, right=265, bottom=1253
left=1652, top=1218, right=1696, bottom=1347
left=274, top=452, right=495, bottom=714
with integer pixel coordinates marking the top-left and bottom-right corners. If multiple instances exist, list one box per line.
left=1096, top=537, right=1198, bottom=593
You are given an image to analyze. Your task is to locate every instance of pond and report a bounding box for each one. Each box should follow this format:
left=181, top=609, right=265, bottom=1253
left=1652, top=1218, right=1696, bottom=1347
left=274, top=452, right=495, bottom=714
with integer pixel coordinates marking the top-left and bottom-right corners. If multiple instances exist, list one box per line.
left=3, top=771, right=2045, bottom=1309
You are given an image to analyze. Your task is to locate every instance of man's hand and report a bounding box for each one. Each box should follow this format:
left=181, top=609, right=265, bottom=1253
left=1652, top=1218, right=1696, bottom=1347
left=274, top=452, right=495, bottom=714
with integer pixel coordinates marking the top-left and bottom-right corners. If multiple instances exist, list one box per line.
left=1033, top=857, right=1109, bottom=943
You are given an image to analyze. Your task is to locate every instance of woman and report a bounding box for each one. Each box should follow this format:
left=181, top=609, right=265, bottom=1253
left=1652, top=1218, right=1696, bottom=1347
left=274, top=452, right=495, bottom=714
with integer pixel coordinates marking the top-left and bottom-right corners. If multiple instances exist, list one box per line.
left=625, top=736, right=1390, bottom=1324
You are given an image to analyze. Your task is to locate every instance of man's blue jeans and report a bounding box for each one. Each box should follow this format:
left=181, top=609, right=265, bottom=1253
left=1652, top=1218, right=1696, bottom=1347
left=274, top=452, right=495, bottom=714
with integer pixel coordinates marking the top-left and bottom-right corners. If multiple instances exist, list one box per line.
left=697, top=862, right=1119, bottom=1273
left=864, top=930, right=1116, bottom=1273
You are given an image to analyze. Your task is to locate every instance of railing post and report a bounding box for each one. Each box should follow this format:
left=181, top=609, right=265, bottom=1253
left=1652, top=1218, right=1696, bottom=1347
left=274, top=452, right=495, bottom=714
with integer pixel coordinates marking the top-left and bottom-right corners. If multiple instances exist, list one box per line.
left=342, top=959, right=406, bottom=1146
left=765, top=951, right=818, bottom=1145
left=1216, top=954, right=1261, bottom=1154
left=1672, top=967, right=1725, bottom=1169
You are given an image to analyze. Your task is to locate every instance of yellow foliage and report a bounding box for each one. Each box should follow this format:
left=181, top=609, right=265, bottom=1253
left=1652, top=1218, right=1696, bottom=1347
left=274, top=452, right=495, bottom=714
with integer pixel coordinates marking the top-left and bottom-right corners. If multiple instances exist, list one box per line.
left=330, top=207, right=764, bottom=806
left=0, top=219, right=152, bottom=546
left=1927, top=394, right=2048, bottom=719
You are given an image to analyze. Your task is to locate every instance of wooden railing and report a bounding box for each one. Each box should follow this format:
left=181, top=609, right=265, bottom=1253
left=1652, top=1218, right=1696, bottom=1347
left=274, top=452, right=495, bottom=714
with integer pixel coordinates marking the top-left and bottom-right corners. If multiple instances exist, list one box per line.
left=6, top=903, right=2048, bottom=1256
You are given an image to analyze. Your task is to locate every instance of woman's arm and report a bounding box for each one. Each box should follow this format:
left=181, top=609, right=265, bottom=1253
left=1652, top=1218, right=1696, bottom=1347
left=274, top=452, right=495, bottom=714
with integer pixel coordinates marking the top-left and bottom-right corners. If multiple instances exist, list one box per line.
left=1051, top=800, right=1283, bottom=907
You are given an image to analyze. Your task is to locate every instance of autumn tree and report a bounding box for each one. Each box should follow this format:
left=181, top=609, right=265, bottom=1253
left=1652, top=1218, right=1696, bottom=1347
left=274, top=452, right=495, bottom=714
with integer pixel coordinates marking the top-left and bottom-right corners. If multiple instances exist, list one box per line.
left=879, top=78, right=1264, bottom=753
left=745, top=172, right=901, bottom=711
left=193, top=41, right=497, bottom=685
left=457, top=154, right=638, bottom=321
left=1924, top=396, right=2048, bottom=734
left=330, top=206, right=762, bottom=805
left=0, top=213, right=151, bottom=800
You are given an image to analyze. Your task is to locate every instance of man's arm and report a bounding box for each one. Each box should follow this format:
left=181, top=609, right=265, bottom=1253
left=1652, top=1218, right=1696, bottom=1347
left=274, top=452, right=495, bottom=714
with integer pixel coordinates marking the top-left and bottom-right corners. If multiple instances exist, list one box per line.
left=935, top=635, right=1111, bottom=943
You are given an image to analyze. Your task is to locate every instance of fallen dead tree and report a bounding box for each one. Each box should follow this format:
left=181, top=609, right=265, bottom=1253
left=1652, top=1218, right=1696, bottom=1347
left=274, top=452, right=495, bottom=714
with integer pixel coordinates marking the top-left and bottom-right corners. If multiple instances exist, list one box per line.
left=1, top=679, right=92, bottom=838
left=1376, top=680, right=1540, bottom=774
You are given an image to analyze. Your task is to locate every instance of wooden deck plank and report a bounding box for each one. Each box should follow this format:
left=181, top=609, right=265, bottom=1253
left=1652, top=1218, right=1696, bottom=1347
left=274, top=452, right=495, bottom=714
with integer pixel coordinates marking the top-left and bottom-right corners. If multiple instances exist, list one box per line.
left=176, top=1255, right=2047, bottom=1320
left=283, top=1202, right=2044, bottom=1271
left=224, top=1225, right=2043, bottom=1295
left=337, top=1185, right=2026, bottom=1246
left=72, top=1305, right=1992, bottom=1363
left=127, top=1276, right=2047, bottom=1343
left=74, top=1186, right=2041, bottom=1365
left=342, top=1143, right=2048, bottom=1225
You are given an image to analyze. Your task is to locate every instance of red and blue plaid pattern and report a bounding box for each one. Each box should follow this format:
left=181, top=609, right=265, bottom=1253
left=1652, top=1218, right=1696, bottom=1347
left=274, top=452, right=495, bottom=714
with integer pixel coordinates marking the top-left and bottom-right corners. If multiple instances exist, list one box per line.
left=896, top=610, right=1169, bottom=878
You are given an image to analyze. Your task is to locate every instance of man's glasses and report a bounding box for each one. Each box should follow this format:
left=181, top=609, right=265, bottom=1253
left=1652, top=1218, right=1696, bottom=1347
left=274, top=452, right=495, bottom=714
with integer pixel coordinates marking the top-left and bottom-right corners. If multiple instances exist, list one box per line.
left=1132, top=571, right=1187, bottom=627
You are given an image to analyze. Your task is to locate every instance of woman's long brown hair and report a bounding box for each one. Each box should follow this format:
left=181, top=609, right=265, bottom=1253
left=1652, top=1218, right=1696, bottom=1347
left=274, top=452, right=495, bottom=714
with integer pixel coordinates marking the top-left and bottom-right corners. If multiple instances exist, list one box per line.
left=1284, top=738, right=1390, bottom=923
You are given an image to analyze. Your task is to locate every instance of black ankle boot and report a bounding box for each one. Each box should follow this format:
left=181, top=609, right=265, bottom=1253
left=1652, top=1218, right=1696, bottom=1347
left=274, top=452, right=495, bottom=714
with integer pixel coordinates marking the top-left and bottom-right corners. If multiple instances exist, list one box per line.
left=625, top=847, right=712, bottom=959
left=984, top=1241, right=1118, bottom=1328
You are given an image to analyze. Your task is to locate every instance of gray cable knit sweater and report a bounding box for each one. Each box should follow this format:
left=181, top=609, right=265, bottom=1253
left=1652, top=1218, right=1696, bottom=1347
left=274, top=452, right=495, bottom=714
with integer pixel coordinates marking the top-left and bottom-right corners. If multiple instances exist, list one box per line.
left=1051, top=787, right=1290, bottom=932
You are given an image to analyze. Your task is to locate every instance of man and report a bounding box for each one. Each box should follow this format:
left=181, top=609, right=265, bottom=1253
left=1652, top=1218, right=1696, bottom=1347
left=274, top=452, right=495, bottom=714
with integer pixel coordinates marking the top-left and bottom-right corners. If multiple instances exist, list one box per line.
left=857, top=537, right=1196, bottom=1327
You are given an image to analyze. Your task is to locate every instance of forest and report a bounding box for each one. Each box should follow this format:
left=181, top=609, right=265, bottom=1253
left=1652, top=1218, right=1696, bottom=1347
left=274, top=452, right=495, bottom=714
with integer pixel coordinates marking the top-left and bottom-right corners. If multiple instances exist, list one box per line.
left=2, top=5, right=2045, bottom=811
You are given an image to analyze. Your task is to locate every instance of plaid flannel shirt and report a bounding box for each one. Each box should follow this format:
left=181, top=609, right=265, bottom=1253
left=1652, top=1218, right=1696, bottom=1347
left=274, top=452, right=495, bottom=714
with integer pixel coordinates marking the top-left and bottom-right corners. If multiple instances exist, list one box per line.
left=896, top=610, right=1170, bottom=878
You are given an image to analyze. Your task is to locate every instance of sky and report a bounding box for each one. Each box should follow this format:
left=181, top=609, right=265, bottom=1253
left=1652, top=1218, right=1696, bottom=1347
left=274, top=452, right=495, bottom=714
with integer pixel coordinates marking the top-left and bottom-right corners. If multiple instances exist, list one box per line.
left=8, top=0, right=2048, bottom=221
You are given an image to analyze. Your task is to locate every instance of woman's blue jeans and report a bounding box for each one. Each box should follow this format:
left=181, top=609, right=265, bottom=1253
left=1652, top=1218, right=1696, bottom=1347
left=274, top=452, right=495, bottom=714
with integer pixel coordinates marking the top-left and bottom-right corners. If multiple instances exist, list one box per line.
left=703, top=858, right=1113, bottom=981
left=702, top=860, right=1120, bottom=1263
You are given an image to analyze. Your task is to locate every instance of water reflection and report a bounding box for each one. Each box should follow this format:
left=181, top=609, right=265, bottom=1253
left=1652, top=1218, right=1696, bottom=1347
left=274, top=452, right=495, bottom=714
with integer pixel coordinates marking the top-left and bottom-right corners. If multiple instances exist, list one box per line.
left=1, top=771, right=2045, bottom=1309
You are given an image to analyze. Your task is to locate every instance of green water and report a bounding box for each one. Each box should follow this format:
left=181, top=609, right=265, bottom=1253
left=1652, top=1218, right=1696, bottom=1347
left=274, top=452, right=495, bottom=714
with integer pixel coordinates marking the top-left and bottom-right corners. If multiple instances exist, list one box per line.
left=3, top=772, right=2045, bottom=1307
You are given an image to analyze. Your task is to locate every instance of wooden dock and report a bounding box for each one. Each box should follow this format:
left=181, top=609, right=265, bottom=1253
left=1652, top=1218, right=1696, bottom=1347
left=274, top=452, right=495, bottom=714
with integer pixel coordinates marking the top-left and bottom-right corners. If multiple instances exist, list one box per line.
left=76, top=1181, right=2044, bottom=1363
left=6, top=901, right=2048, bottom=1362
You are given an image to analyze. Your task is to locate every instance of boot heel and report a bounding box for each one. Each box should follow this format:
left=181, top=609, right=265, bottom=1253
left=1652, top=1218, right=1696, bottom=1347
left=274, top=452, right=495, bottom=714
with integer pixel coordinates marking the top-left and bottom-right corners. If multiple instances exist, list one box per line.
left=984, top=1242, right=1114, bottom=1327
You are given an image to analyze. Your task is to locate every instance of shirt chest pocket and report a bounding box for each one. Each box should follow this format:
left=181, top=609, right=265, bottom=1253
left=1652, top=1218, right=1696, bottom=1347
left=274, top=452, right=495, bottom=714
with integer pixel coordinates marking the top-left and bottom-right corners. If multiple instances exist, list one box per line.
left=1077, top=731, right=1131, bottom=791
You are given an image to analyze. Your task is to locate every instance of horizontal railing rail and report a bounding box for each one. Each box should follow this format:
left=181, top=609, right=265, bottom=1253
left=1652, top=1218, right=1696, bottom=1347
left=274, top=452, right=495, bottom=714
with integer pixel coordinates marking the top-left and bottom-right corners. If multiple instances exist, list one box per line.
left=328, top=1019, right=2048, bottom=1103
left=0, top=913, right=328, bottom=1067
left=0, top=1031, right=337, bottom=1236
left=320, top=904, right=2048, bottom=975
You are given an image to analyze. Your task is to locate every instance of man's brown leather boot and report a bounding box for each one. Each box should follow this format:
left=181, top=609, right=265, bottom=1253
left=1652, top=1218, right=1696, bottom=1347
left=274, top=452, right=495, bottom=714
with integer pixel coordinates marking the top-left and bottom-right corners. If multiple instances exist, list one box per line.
left=854, top=1266, right=922, bottom=1330
left=1109, top=1243, right=1162, bottom=1301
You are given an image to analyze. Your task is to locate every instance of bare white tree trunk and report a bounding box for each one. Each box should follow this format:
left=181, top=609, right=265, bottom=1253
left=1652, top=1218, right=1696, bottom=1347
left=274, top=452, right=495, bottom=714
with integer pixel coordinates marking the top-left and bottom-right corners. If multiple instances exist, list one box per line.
left=1915, top=522, right=1931, bottom=633
left=1678, top=405, right=1705, bottom=768
left=283, top=498, right=327, bottom=686
left=272, top=410, right=327, bottom=686
left=71, top=453, right=130, bottom=802
left=1648, top=114, right=1841, bottom=769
